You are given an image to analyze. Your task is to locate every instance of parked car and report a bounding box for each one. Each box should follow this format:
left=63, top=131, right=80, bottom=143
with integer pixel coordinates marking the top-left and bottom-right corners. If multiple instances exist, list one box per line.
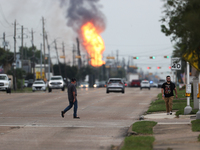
left=130, top=79, right=141, bottom=87
left=48, top=76, right=65, bottom=92
left=158, top=79, right=165, bottom=88
left=79, top=82, right=89, bottom=88
left=0, top=74, right=11, bottom=93
left=32, top=80, right=47, bottom=92
left=106, top=78, right=125, bottom=93
left=140, top=80, right=150, bottom=90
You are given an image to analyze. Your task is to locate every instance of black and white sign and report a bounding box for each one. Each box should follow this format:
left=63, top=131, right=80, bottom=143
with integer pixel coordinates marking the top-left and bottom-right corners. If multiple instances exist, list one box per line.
left=171, top=57, right=181, bottom=70
left=186, top=84, right=191, bottom=93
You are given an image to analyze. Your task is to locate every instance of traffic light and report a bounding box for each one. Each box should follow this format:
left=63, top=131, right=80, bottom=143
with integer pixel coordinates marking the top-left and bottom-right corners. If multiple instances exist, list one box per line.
left=157, top=67, right=161, bottom=69
left=164, top=56, right=169, bottom=58
left=147, top=67, right=151, bottom=69
left=133, top=57, right=139, bottom=59
left=150, top=56, right=155, bottom=59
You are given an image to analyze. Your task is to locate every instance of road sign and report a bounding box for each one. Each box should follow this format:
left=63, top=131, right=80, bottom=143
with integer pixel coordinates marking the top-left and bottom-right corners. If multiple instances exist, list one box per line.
left=75, top=55, right=81, bottom=59
left=106, top=56, right=115, bottom=59
left=186, top=84, right=191, bottom=93
left=171, top=57, right=181, bottom=70
left=60, top=56, right=65, bottom=58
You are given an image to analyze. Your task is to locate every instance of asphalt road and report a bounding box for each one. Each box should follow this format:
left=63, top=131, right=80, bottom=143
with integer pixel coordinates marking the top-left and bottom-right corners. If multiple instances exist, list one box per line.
left=0, top=87, right=160, bottom=150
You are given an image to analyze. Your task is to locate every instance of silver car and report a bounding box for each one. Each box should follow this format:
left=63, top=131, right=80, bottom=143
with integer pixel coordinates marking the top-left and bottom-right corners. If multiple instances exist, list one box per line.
left=32, top=80, right=47, bottom=92
left=106, top=78, right=125, bottom=93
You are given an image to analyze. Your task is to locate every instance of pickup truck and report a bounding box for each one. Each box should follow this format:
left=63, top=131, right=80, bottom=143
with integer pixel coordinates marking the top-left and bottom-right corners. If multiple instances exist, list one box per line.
left=48, top=76, right=65, bottom=92
left=0, top=74, right=11, bottom=93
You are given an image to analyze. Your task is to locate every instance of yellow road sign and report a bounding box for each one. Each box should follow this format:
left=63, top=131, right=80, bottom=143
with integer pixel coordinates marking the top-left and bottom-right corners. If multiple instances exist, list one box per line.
left=183, top=51, right=200, bottom=71
left=106, top=56, right=115, bottom=59
left=76, top=55, right=81, bottom=59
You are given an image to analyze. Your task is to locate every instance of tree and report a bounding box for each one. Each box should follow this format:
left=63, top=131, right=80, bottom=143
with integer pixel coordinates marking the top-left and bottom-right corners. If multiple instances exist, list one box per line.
left=19, top=46, right=44, bottom=64
left=160, top=0, right=200, bottom=69
left=0, top=47, right=14, bottom=72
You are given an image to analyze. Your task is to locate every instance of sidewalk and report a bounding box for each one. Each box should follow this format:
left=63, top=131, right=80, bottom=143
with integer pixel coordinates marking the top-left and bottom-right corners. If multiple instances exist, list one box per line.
left=143, top=112, right=200, bottom=150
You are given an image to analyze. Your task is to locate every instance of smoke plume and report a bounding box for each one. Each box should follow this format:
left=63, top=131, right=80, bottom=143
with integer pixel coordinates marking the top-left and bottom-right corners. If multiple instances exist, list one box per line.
left=60, top=0, right=106, bottom=33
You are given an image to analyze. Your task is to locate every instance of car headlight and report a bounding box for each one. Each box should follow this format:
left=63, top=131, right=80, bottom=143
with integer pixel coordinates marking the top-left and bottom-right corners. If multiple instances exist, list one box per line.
left=86, top=85, right=88, bottom=88
left=5, top=83, right=9, bottom=86
left=93, top=84, right=97, bottom=88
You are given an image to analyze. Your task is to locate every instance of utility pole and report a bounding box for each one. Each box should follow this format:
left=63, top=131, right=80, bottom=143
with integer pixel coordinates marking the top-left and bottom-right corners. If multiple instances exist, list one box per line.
left=3, top=32, right=5, bottom=50
left=13, top=20, right=17, bottom=90
left=45, top=34, right=51, bottom=81
left=76, top=38, right=82, bottom=69
left=72, top=44, right=76, bottom=66
left=45, top=34, right=54, bottom=76
left=40, top=44, right=43, bottom=79
left=54, top=40, right=62, bottom=75
left=42, top=17, right=46, bottom=79
left=31, top=29, right=35, bottom=80
left=21, top=26, right=24, bottom=90
left=184, top=62, right=192, bottom=114
left=62, top=42, right=67, bottom=81
left=116, top=50, right=119, bottom=67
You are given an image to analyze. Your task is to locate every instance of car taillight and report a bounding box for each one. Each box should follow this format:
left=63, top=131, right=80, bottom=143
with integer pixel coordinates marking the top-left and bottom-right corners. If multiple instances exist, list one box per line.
left=119, top=82, right=123, bottom=84
left=108, top=82, right=111, bottom=84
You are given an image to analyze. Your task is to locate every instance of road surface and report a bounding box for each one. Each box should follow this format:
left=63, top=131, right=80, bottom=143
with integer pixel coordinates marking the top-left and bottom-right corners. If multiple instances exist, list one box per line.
left=0, top=87, right=160, bottom=150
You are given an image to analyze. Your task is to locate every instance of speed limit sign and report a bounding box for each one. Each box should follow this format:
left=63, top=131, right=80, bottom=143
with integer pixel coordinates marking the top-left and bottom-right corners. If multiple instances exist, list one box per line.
left=171, top=57, right=181, bottom=70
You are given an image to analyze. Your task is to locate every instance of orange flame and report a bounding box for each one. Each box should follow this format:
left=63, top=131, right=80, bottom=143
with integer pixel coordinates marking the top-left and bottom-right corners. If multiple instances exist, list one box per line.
left=81, top=22, right=105, bottom=67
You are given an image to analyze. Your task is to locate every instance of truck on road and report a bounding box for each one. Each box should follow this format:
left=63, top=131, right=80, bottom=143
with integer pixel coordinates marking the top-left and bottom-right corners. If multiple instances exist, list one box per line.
left=0, top=74, right=12, bottom=93
left=127, top=73, right=140, bottom=87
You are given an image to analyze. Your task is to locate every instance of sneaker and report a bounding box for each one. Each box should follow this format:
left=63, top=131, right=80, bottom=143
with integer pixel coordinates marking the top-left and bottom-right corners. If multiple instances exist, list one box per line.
left=170, top=112, right=172, bottom=115
left=73, top=116, right=80, bottom=119
left=61, top=111, right=64, bottom=118
left=167, top=113, right=170, bottom=115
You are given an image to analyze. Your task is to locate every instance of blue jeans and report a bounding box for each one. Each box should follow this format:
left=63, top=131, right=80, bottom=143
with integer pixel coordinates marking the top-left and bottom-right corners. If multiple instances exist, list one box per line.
left=63, top=100, right=78, bottom=117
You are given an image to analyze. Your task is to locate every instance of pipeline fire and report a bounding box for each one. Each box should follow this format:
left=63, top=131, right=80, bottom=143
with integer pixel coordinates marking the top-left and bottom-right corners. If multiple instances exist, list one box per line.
left=81, top=22, right=105, bottom=67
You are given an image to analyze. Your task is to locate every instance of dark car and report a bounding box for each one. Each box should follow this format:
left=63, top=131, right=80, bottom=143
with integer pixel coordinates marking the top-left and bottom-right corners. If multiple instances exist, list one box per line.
left=27, top=79, right=34, bottom=87
left=130, top=80, right=141, bottom=87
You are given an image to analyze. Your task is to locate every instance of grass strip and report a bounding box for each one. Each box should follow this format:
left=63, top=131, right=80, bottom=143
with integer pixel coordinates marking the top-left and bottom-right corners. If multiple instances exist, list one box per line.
left=191, top=120, right=200, bottom=132
left=132, top=121, right=157, bottom=134
left=12, top=87, right=34, bottom=93
left=121, top=136, right=155, bottom=150
left=147, top=88, right=198, bottom=116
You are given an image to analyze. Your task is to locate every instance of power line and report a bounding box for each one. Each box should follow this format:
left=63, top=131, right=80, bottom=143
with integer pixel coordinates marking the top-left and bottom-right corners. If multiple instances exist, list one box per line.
left=0, top=4, right=12, bottom=27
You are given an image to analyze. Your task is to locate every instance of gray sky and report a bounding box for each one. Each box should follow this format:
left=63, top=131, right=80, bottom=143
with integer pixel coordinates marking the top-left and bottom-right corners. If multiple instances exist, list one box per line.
left=0, top=0, right=174, bottom=79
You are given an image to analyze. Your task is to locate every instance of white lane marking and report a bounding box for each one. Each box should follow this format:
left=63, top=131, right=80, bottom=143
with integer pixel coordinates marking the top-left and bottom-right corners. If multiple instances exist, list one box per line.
left=0, top=124, right=128, bottom=128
